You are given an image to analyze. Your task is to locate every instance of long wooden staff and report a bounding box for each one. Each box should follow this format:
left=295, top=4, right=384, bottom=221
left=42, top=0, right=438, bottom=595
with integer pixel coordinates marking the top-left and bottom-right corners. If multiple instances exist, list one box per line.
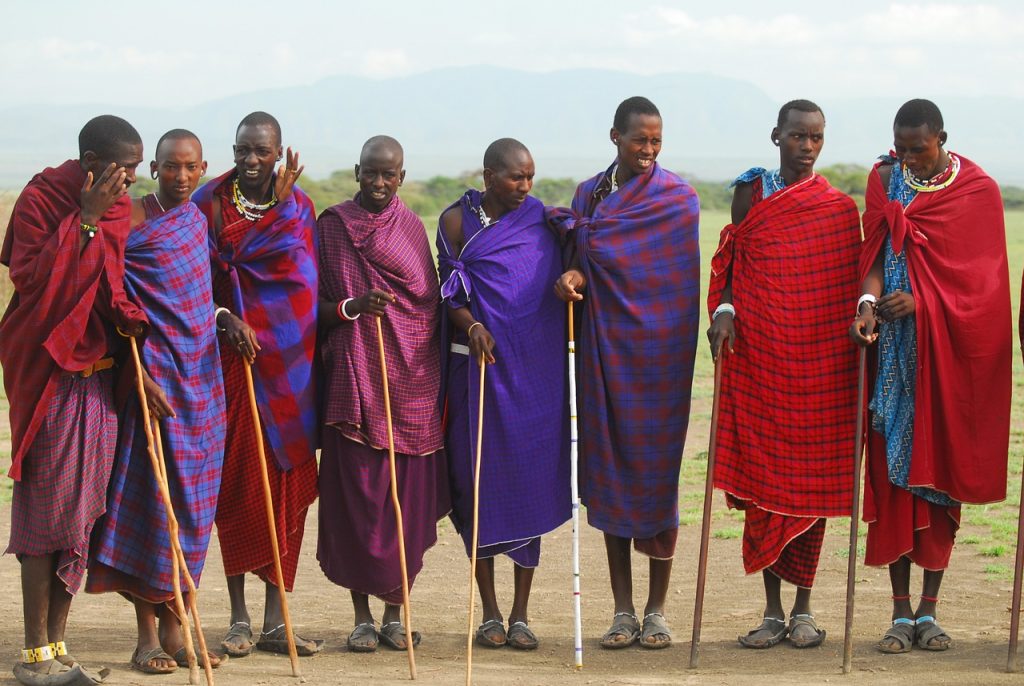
left=1008, top=449, right=1024, bottom=671
left=375, top=317, right=417, bottom=680
left=242, top=362, right=300, bottom=677
left=127, top=337, right=202, bottom=685
left=688, top=353, right=724, bottom=669
left=151, top=420, right=215, bottom=685
left=465, top=354, right=487, bottom=686
left=842, top=348, right=868, bottom=674
left=567, top=301, right=583, bottom=669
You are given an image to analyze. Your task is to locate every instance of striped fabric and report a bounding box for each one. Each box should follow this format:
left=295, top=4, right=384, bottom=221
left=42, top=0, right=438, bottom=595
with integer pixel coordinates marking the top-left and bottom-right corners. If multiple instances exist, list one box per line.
left=317, top=195, right=443, bottom=456
left=7, top=372, right=117, bottom=594
left=1, top=160, right=146, bottom=480
left=709, top=173, right=861, bottom=518
left=87, top=198, right=227, bottom=602
left=194, top=170, right=319, bottom=472
left=548, top=162, right=700, bottom=544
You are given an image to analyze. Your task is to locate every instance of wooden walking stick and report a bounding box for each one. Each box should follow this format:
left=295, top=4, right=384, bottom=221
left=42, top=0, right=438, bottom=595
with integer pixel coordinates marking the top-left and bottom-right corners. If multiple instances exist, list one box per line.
left=567, top=301, right=583, bottom=669
left=1008, top=455, right=1024, bottom=671
left=842, top=347, right=868, bottom=674
left=375, top=317, right=418, bottom=680
left=242, top=362, right=301, bottom=677
left=689, top=353, right=724, bottom=669
left=465, top=353, right=487, bottom=686
left=151, top=420, right=216, bottom=686
left=126, top=336, right=202, bottom=685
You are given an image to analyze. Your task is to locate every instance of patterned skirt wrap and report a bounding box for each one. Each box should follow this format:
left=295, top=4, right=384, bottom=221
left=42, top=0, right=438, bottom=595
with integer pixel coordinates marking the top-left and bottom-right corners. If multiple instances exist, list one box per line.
left=7, top=372, right=117, bottom=594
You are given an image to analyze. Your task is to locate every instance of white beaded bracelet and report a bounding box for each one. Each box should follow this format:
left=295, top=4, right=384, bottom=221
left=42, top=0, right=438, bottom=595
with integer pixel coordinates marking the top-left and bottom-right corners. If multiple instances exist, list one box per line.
left=856, top=294, right=877, bottom=314
left=712, top=303, right=736, bottom=321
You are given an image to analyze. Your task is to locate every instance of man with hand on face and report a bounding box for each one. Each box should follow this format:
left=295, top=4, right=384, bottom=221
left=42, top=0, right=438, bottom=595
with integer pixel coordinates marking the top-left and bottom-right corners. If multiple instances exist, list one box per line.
left=316, top=136, right=448, bottom=653
left=193, top=111, right=322, bottom=658
left=707, top=100, right=861, bottom=650
left=438, top=138, right=569, bottom=651
left=850, top=99, right=1011, bottom=654
left=86, top=130, right=228, bottom=674
left=549, top=96, right=699, bottom=651
left=2, top=115, right=148, bottom=685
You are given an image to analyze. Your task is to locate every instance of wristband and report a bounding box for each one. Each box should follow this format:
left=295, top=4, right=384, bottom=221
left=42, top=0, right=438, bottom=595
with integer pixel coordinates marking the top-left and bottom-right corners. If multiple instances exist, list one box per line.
left=712, top=303, right=736, bottom=321
left=80, top=223, right=98, bottom=238
left=856, top=294, right=877, bottom=314
left=339, top=298, right=360, bottom=321
left=214, top=307, right=231, bottom=332
left=467, top=322, right=483, bottom=337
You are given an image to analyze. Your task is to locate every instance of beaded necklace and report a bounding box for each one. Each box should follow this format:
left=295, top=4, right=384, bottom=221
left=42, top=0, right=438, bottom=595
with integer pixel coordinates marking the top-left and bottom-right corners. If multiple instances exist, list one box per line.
left=232, top=177, right=278, bottom=222
left=903, top=152, right=960, bottom=193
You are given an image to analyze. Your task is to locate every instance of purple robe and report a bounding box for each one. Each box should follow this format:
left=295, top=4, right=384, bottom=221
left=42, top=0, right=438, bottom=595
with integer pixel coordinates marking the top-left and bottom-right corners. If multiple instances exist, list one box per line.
left=438, top=191, right=569, bottom=565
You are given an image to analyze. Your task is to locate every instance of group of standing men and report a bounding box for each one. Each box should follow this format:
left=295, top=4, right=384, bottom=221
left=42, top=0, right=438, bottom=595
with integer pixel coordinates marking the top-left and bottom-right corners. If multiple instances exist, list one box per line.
left=1, top=93, right=1012, bottom=685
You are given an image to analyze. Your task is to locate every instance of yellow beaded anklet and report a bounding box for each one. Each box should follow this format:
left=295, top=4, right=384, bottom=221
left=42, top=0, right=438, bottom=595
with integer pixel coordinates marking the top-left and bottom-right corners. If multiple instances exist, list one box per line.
left=20, top=644, right=54, bottom=664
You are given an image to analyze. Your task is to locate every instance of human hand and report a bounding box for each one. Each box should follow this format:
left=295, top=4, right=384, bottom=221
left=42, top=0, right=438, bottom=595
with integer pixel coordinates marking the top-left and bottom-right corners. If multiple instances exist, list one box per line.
left=218, top=311, right=261, bottom=363
left=141, top=369, right=175, bottom=420
left=468, top=323, right=496, bottom=365
left=875, top=290, right=915, bottom=322
left=273, top=147, right=305, bottom=201
left=352, top=289, right=395, bottom=317
left=707, top=313, right=736, bottom=361
left=849, top=304, right=879, bottom=347
left=554, top=269, right=586, bottom=302
left=81, top=163, right=128, bottom=226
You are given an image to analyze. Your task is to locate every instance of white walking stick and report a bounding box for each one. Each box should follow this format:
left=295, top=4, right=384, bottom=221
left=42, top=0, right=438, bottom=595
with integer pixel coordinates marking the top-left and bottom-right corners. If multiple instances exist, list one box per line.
left=568, top=301, right=583, bottom=669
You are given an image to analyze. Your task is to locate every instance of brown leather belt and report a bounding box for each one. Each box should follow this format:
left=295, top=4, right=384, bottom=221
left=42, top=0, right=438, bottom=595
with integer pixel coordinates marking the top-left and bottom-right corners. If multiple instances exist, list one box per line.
left=75, top=357, right=115, bottom=378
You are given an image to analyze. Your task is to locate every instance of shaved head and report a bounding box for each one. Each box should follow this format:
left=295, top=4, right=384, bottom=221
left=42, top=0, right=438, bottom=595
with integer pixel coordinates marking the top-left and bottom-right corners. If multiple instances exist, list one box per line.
left=360, top=135, right=404, bottom=165
left=236, top=111, right=281, bottom=145
left=155, top=128, right=202, bottom=160
left=483, top=138, right=531, bottom=172
left=895, top=98, right=944, bottom=134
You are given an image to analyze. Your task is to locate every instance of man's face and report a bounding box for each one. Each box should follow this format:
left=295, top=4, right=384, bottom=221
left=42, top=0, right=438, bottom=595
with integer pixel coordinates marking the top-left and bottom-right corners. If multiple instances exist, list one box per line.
left=611, top=113, right=662, bottom=177
left=233, top=124, right=281, bottom=194
left=355, top=146, right=405, bottom=214
left=87, top=141, right=145, bottom=189
left=775, top=109, right=825, bottom=178
left=152, top=138, right=207, bottom=206
left=483, top=150, right=535, bottom=215
left=893, top=124, right=946, bottom=179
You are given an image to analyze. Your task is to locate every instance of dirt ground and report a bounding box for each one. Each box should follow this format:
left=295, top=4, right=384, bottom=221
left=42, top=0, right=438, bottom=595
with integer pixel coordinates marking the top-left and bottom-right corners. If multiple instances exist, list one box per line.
left=3, top=417, right=1024, bottom=686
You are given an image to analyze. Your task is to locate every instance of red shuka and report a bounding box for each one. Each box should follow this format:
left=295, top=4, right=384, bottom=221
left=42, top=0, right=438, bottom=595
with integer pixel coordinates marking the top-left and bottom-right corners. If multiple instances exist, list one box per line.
left=708, top=173, right=861, bottom=517
left=860, top=155, right=1011, bottom=508
left=0, top=160, right=146, bottom=480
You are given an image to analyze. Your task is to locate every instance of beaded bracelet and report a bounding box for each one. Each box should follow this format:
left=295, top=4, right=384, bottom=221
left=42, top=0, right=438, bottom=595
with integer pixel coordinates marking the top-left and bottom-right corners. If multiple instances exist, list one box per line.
left=80, top=223, right=99, bottom=238
left=712, top=303, right=736, bottom=321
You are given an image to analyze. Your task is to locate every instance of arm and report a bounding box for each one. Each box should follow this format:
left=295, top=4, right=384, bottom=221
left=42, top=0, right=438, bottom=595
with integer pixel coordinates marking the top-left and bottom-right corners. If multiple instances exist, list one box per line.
left=850, top=246, right=884, bottom=346
left=706, top=184, right=752, bottom=359
left=439, top=206, right=495, bottom=364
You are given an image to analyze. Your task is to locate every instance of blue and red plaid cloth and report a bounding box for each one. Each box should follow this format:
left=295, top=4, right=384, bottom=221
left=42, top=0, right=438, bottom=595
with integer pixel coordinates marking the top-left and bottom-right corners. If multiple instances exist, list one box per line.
left=548, top=162, right=700, bottom=542
left=87, top=198, right=227, bottom=602
left=194, top=170, right=319, bottom=472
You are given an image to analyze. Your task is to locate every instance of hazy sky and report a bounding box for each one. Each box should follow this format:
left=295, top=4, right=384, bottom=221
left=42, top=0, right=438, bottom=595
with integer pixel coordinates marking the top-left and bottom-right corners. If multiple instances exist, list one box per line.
left=2, top=1, right=1020, bottom=108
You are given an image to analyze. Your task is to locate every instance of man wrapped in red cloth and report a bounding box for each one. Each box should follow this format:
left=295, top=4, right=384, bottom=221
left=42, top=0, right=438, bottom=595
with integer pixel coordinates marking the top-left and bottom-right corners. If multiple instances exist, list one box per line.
left=192, top=112, right=322, bottom=658
left=708, top=100, right=861, bottom=650
left=1, top=115, right=147, bottom=684
left=316, top=136, right=447, bottom=652
left=851, top=99, right=1011, bottom=654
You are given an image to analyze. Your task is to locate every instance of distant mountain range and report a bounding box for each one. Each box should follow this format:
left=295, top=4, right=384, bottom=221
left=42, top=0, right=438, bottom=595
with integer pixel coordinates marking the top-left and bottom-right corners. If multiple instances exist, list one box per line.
left=1, top=66, right=1021, bottom=187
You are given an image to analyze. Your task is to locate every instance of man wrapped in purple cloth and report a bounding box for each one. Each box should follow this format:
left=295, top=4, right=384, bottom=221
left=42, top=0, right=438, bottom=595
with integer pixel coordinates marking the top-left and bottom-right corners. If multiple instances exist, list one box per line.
left=87, top=130, right=227, bottom=673
left=316, top=136, right=448, bottom=653
left=438, top=138, right=570, bottom=651
left=550, top=97, right=700, bottom=650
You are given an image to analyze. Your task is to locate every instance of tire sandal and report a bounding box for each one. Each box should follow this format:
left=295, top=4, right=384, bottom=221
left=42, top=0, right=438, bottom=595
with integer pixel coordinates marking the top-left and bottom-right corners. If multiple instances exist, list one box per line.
left=787, top=614, right=826, bottom=649
left=255, top=624, right=324, bottom=656
left=506, top=622, right=539, bottom=650
left=640, top=613, right=672, bottom=649
left=600, top=612, right=640, bottom=649
left=738, top=616, right=788, bottom=649
left=878, top=618, right=915, bottom=654
left=50, top=642, right=111, bottom=682
left=347, top=623, right=379, bottom=653
left=378, top=622, right=421, bottom=651
left=475, top=619, right=507, bottom=648
left=15, top=644, right=110, bottom=685
left=130, top=647, right=177, bottom=675
left=221, top=621, right=254, bottom=657
left=914, top=616, right=951, bottom=651
left=173, top=647, right=225, bottom=669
